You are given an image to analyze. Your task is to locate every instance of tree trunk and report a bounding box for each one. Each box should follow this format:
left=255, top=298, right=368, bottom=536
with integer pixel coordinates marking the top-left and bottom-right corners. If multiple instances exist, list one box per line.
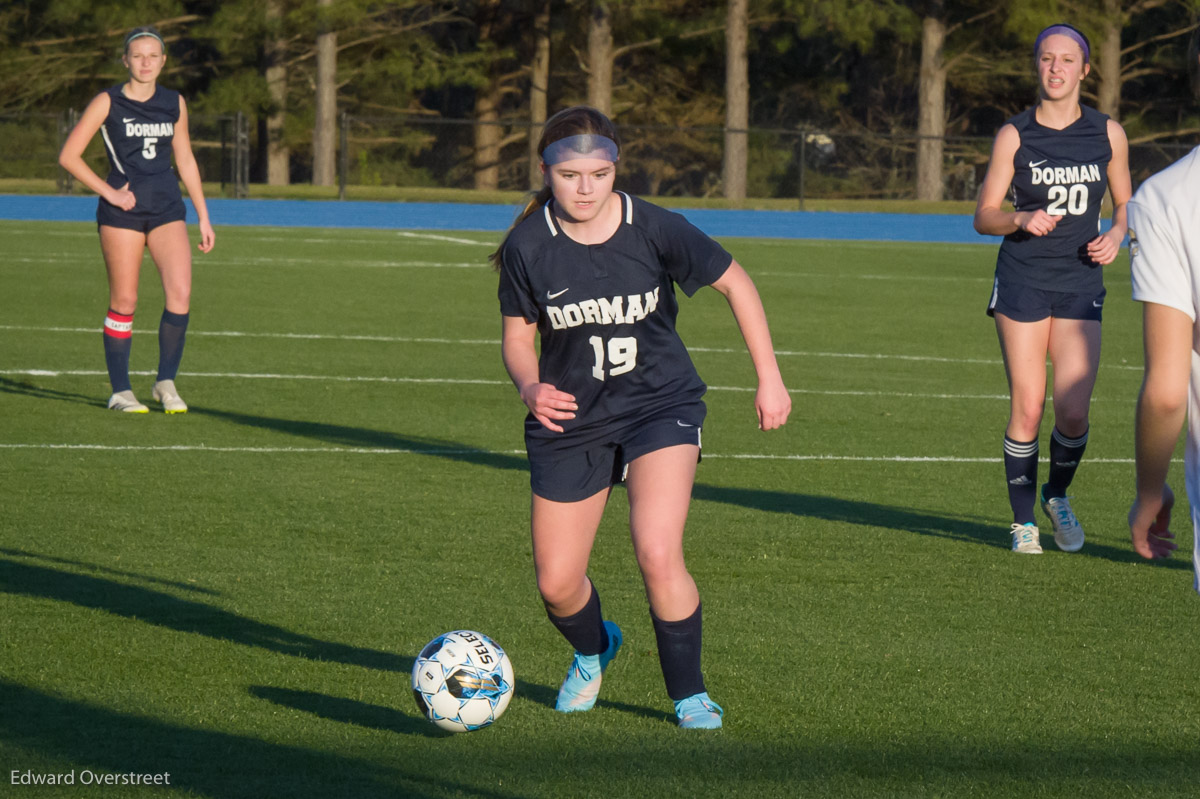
left=312, top=0, right=337, bottom=186
left=587, top=1, right=613, bottom=116
left=265, top=0, right=289, bottom=186
left=1094, top=0, right=1122, bottom=119
left=474, top=90, right=502, bottom=190
left=723, top=0, right=749, bottom=204
left=529, top=0, right=551, bottom=189
left=474, top=0, right=502, bottom=191
left=916, top=13, right=946, bottom=202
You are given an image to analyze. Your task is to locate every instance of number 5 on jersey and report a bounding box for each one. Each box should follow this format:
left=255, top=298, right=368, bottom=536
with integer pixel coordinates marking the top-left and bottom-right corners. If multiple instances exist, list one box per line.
left=589, top=336, right=638, bottom=380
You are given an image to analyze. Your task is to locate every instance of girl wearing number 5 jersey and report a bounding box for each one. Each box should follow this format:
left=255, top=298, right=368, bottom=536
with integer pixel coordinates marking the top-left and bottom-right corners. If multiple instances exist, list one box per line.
left=492, top=106, right=790, bottom=729
left=974, top=23, right=1130, bottom=554
left=59, top=26, right=214, bottom=414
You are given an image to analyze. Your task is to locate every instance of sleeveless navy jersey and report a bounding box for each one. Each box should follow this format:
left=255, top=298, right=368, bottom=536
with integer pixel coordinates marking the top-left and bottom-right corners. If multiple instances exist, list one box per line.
left=98, top=85, right=183, bottom=212
left=498, top=192, right=732, bottom=453
left=995, top=105, right=1112, bottom=293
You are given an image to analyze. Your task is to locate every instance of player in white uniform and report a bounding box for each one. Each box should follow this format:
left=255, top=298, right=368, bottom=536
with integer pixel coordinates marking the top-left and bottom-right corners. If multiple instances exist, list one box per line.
left=1127, top=26, right=1200, bottom=589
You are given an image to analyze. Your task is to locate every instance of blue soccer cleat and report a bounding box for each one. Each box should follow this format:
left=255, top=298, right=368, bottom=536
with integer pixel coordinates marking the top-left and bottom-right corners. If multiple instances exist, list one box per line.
left=674, top=692, right=724, bottom=729
left=555, top=620, right=622, bottom=713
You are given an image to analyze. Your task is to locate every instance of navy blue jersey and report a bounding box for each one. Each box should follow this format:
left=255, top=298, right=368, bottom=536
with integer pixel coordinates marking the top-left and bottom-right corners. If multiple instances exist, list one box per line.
left=498, top=192, right=732, bottom=453
left=98, top=85, right=183, bottom=211
left=995, top=105, right=1112, bottom=293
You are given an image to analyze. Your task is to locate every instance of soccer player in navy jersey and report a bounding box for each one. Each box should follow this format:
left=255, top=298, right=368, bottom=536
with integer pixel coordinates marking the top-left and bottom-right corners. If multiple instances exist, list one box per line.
left=59, top=26, right=214, bottom=414
left=974, top=23, right=1131, bottom=555
left=493, top=106, right=791, bottom=729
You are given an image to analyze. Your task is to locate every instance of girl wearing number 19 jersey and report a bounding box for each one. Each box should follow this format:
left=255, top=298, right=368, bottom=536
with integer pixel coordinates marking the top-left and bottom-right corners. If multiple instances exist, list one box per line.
left=493, top=106, right=791, bottom=729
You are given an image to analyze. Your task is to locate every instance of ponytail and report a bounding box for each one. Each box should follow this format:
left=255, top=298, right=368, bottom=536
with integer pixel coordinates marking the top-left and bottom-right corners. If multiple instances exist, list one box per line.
left=489, top=186, right=552, bottom=271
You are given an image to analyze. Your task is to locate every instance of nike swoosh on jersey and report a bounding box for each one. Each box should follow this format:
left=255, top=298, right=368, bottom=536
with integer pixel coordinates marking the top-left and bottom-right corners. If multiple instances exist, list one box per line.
left=123, top=117, right=136, bottom=123
left=676, top=420, right=695, bottom=427
left=547, top=288, right=569, bottom=299
left=1028, top=160, right=1048, bottom=168
left=1093, top=301, right=1103, bottom=308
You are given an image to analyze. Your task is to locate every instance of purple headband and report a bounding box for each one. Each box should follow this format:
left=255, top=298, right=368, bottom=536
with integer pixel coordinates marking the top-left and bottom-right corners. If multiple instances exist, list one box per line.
left=1035, top=25, right=1090, bottom=63
left=541, top=134, right=619, bottom=166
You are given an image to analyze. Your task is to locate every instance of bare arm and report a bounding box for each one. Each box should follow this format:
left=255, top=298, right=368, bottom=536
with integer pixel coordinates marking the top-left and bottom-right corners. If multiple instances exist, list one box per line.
left=1087, top=119, right=1131, bottom=265
left=973, top=124, right=1058, bottom=238
left=1129, top=301, right=1189, bottom=559
left=57, top=92, right=135, bottom=210
left=500, top=314, right=576, bottom=433
left=710, top=260, right=791, bottom=430
left=171, top=95, right=215, bottom=252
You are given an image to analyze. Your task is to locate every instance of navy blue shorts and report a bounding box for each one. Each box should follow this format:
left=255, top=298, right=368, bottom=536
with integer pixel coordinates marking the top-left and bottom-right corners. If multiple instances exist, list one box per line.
left=96, top=197, right=186, bottom=234
left=527, top=401, right=706, bottom=503
left=987, top=278, right=1105, bottom=323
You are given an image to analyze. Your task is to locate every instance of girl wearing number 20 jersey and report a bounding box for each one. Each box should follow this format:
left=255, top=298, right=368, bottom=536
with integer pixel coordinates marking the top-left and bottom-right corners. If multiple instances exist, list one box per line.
left=974, top=23, right=1131, bottom=555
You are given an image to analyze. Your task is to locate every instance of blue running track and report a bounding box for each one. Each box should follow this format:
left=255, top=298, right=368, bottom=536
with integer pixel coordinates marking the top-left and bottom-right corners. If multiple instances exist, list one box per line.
left=0, top=194, right=1014, bottom=244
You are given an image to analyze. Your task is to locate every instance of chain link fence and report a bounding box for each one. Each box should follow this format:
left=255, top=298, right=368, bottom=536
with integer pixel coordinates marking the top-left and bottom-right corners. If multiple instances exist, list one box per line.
left=337, top=115, right=1193, bottom=205
left=0, top=111, right=249, bottom=197
left=3, top=110, right=1192, bottom=205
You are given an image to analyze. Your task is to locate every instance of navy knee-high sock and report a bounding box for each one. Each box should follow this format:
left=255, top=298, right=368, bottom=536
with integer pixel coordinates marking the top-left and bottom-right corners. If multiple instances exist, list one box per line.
left=651, top=603, right=706, bottom=701
left=546, top=581, right=608, bottom=656
left=103, top=310, right=134, bottom=393
left=1003, top=436, right=1039, bottom=525
left=156, top=310, right=189, bottom=381
left=1044, top=427, right=1088, bottom=500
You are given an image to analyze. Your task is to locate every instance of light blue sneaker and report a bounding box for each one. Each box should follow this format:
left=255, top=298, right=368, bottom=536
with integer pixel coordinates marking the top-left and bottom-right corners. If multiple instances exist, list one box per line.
left=675, top=691, right=724, bottom=729
left=555, top=620, right=622, bottom=712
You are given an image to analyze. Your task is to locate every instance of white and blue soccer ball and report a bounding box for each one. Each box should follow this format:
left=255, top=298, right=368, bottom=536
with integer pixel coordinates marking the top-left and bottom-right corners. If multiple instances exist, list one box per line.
left=412, top=630, right=514, bottom=733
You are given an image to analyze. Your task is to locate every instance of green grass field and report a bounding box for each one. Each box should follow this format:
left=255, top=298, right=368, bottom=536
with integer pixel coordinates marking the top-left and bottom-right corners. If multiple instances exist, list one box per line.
left=1, top=219, right=1197, bottom=798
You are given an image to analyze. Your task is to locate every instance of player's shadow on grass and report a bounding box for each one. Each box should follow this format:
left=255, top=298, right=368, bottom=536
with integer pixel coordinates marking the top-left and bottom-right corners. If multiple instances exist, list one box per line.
left=190, top=402, right=1176, bottom=568
left=0, top=547, right=219, bottom=596
left=12, top=677, right=1197, bottom=796
left=0, top=553, right=412, bottom=672
left=191, top=405, right=528, bottom=472
left=0, top=376, right=105, bottom=408
left=249, top=686, right=444, bottom=738
left=0, top=679, right=516, bottom=799
left=691, top=483, right=1191, bottom=568
left=0, top=552, right=602, bottom=719
left=250, top=683, right=672, bottom=729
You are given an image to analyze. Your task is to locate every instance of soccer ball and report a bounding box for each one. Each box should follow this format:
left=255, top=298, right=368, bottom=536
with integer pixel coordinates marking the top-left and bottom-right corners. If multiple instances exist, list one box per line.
left=411, top=630, right=514, bottom=733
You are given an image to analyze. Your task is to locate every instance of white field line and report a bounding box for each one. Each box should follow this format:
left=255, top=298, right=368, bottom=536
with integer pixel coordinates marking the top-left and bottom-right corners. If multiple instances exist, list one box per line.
left=0, top=367, right=1015, bottom=400
left=753, top=271, right=991, bottom=282
left=1, top=369, right=507, bottom=386
left=3, top=256, right=988, bottom=281
left=199, top=257, right=488, bottom=269
left=2, top=256, right=487, bottom=269
left=0, top=325, right=1145, bottom=372
left=396, top=231, right=494, bottom=246
left=0, top=227, right=495, bottom=246
left=0, top=442, right=1155, bottom=464
left=1, top=368, right=1139, bottom=403
left=0, top=325, right=497, bottom=345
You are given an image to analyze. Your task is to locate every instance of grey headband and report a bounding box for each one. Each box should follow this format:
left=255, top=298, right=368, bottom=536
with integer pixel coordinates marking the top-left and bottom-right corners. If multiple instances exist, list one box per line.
left=1035, top=25, right=1090, bottom=63
left=125, top=31, right=165, bottom=50
left=541, top=134, right=619, bottom=166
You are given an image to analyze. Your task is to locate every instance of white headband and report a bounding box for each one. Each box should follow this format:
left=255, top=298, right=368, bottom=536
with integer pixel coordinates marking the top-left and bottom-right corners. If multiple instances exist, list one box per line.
left=125, top=31, right=165, bottom=50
